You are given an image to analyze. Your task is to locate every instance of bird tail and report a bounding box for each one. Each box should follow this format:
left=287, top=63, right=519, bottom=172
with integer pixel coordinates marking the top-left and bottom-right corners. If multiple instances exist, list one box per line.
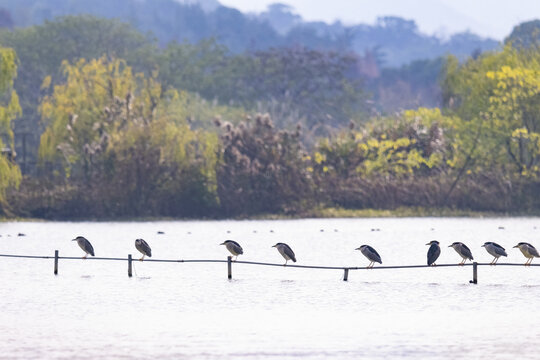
left=292, top=257, right=297, bottom=262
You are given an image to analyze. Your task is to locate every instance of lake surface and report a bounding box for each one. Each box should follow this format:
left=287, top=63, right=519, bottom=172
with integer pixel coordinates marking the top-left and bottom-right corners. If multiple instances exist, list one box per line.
left=0, top=218, right=539, bottom=359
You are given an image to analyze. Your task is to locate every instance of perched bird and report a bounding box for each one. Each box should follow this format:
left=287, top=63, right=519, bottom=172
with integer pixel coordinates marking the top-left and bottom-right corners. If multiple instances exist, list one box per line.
left=72, top=236, right=95, bottom=259
left=481, top=242, right=507, bottom=265
left=220, top=240, right=243, bottom=261
left=448, top=242, right=474, bottom=265
left=426, top=240, right=441, bottom=266
left=272, top=243, right=296, bottom=265
left=135, top=238, right=152, bottom=261
left=355, top=245, right=382, bottom=268
left=513, top=242, right=540, bottom=266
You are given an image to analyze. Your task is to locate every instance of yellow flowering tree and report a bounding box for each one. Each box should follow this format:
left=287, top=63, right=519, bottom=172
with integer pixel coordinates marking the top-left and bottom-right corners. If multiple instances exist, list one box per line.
left=313, top=108, right=452, bottom=180
left=443, top=45, right=540, bottom=178
left=38, top=57, right=219, bottom=216
left=0, top=47, right=22, bottom=208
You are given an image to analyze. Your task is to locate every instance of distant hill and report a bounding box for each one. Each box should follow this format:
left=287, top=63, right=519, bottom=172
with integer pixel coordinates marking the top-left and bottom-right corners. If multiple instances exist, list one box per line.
left=0, top=0, right=499, bottom=67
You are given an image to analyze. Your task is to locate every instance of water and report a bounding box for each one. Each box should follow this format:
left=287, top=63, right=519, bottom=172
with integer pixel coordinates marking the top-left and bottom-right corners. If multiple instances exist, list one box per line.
left=0, top=218, right=539, bottom=359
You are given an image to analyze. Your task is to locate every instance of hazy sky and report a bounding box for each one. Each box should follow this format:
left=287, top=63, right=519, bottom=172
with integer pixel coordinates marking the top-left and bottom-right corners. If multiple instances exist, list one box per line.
left=218, top=0, right=540, bottom=40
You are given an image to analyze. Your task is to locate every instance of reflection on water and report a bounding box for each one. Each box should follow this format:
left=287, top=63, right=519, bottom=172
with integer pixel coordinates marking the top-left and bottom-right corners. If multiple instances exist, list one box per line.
left=0, top=218, right=539, bottom=359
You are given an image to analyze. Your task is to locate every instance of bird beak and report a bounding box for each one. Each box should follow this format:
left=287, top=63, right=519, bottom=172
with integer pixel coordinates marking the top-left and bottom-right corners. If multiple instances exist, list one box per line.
left=425, top=242, right=430, bottom=246
left=71, top=239, right=76, bottom=241
left=354, top=247, right=361, bottom=250
left=219, top=242, right=225, bottom=245
left=448, top=245, right=452, bottom=248
left=271, top=245, right=276, bottom=248
left=481, top=244, right=485, bottom=247
left=513, top=245, right=519, bottom=248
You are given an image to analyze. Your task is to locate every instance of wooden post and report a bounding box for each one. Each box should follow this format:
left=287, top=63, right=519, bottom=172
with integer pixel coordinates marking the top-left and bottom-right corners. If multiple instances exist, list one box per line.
left=54, top=250, right=59, bottom=275
left=343, top=268, right=349, bottom=281
left=128, top=254, right=133, bottom=278
left=227, top=256, right=232, bottom=279
left=470, top=262, right=478, bottom=284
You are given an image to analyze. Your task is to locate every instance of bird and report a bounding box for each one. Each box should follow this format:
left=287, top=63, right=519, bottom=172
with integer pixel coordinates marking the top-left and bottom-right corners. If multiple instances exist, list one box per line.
left=72, top=236, right=95, bottom=259
left=355, top=245, right=382, bottom=268
left=135, top=238, right=152, bottom=261
left=481, top=242, right=507, bottom=265
left=272, top=243, right=296, bottom=265
left=513, top=242, right=540, bottom=266
left=448, top=242, right=474, bottom=265
left=426, top=240, right=441, bottom=266
left=220, top=240, right=243, bottom=261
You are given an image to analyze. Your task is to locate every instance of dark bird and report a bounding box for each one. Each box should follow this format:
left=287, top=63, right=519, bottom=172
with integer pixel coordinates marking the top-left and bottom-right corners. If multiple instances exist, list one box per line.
left=220, top=240, right=243, bottom=261
left=481, top=242, right=507, bottom=265
left=272, top=243, right=296, bottom=265
left=426, top=240, right=441, bottom=266
left=72, top=236, right=94, bottom=259
left=513, top=242, right=540, bottom=266
left=135, top=238, right=152, bottom=261
left=448, top=242, right=474, bottom=265
left=355, top=245, right=382, bottom=268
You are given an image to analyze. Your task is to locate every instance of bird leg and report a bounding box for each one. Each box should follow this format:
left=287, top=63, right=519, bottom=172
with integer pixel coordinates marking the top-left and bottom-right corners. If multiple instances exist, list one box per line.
left=284, top=260, right=288, bottom=266
left=82, top=254, right=88, bottom=259
left=490, top=257, right=495, bottom=265
left=139, top=255, right=145, bottom=261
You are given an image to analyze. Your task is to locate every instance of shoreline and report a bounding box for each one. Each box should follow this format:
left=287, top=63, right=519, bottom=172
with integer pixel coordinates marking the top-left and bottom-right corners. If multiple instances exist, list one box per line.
left=2, top=207, right=539, bottom=222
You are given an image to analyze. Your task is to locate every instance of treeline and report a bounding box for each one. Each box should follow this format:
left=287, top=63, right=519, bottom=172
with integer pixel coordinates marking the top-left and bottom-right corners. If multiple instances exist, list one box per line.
left=0, top=16, right=365, bottom=174
left=2, top=17, right=540, bottom=218
left=0, top=0, right=498, bottom=66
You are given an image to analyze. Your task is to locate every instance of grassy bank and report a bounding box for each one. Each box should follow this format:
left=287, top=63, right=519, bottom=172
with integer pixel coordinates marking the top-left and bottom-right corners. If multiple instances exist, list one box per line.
left=304, top=207, right=522, bottom=218
left=2, top=206, right=538, bottom=222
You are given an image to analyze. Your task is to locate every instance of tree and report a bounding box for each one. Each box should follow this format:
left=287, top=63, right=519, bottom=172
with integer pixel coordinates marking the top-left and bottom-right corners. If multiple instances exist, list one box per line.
left=443, top=45, right=540, bottom=177
left=38, top=57, right=219, bottom=217
left=227, top=47, right=366, bottom=131
left=0, top=15, right=158, bottom=173
left=216, top=114, right=312, bottom=215
left=505, top=20, right=540, bottom=49
left=0, top=47, right=21, bottom=210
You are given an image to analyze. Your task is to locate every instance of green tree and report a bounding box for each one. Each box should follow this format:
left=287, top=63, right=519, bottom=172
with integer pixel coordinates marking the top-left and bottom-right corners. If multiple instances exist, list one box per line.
left=505, top=19, right=540, bottom=48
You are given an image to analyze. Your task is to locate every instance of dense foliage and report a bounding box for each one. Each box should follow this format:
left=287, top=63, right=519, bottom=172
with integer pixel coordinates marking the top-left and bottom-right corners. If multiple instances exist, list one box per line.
left=2, top=14, right=540, bottom=218
left=0, top=47, right=21, bottom=213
